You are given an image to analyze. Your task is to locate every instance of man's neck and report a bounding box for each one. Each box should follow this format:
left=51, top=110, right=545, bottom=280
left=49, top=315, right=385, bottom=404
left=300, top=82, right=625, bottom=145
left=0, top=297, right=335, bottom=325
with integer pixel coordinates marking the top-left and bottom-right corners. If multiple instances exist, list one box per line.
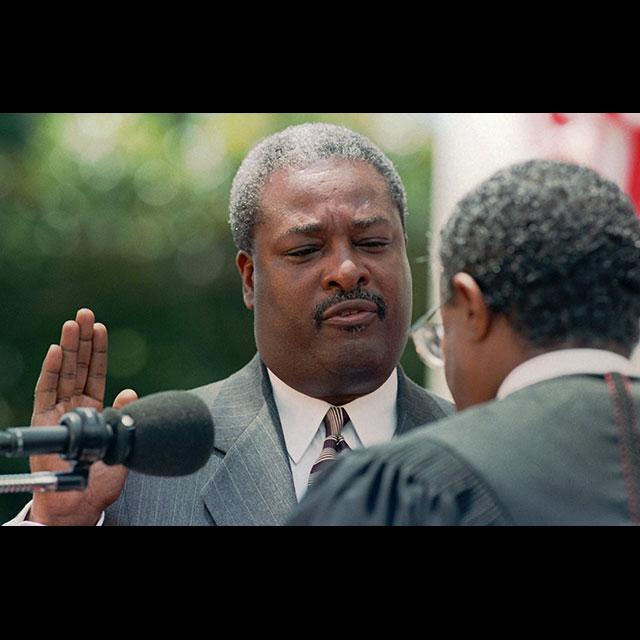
left=267, top=366, right=397, bottom=406
left=266, top=367, right=397, bottom=405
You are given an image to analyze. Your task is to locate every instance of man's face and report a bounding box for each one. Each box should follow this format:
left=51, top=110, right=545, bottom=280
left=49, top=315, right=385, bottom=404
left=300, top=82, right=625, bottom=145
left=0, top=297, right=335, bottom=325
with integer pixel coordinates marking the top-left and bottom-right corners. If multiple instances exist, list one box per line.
left=237, top=158, right=412, bottom=404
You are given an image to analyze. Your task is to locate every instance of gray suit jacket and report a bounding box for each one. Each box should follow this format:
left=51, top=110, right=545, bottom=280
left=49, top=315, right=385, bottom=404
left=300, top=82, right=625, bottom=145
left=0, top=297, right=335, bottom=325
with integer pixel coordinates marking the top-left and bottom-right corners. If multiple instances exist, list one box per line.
left=104, top=354, right=453, bottom=525
left=288, top=374, right=640, bottom=525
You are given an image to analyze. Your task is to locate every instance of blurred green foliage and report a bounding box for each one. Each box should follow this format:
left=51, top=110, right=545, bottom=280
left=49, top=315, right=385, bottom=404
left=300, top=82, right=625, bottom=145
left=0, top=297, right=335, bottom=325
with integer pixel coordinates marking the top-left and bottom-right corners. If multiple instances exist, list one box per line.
left=0, top=113, right=435, bottom=521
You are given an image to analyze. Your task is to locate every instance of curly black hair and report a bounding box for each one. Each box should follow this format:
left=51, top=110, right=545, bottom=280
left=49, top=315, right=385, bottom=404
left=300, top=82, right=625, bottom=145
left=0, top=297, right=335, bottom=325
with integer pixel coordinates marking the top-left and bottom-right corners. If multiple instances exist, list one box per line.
left=440, top=160, right=640, bottom=353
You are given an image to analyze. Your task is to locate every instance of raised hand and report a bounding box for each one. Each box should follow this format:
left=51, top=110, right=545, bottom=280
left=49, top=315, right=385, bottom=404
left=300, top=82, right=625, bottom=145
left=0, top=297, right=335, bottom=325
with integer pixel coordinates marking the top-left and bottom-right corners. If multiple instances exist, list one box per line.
left=29, top=309, right=137, bottom=525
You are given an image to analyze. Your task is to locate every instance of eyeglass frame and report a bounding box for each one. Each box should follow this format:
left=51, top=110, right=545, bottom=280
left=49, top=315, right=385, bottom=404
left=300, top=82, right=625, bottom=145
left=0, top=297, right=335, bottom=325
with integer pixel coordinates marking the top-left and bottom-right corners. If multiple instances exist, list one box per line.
left=410, top=304, right=444, bottom=369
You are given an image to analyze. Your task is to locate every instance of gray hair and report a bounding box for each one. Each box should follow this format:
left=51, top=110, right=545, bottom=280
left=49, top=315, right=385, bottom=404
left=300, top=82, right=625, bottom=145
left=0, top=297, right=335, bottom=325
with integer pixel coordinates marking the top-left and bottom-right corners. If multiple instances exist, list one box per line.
left=440, top=159, right=640, bottom=353
left=228, top=122, right=407, bottom=253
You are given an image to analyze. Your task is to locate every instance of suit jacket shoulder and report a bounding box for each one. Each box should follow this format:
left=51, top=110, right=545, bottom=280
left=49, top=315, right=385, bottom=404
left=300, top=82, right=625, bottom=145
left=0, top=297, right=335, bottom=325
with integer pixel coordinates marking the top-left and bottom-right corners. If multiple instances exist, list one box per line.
left=104, top=354, right=296, bottom=526
left=425, top=375, right=640, bottom=525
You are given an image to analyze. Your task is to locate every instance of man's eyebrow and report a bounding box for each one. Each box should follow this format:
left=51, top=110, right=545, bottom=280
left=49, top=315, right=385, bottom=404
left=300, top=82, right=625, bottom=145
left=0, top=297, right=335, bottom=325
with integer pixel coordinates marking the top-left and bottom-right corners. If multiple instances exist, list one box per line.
left=352, top=216, right=391, bottom=229
left=279, top=216, right=391, bottom=240
left=281, top=222, right=324, bottom=237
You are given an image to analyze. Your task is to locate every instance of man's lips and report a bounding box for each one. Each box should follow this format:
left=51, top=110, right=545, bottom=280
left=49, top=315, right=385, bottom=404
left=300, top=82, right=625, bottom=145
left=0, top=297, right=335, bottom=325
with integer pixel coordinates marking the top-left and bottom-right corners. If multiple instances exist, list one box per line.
left=320, top=300, right=379, bottom=327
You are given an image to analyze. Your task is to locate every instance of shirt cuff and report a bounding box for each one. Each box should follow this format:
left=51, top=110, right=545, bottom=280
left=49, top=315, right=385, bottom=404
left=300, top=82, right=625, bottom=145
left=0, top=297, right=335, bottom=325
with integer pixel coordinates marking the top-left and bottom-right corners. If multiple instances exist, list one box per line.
left=2, top=500, right=105, bottom=526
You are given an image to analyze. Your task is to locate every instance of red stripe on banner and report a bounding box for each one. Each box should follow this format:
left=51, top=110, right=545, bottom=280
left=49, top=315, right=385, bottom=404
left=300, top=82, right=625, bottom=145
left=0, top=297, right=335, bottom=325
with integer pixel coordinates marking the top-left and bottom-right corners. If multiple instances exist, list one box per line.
left=551, top=113, right=569, bottom=125
left=629, top=128, right=640, bottom=216
left=605, top=112, right=623, bottom=125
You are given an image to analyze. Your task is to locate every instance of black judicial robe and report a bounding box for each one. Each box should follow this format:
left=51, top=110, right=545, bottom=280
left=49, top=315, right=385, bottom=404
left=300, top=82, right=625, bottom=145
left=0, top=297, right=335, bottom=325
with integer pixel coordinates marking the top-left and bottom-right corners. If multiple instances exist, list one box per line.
left=288, top=374, right=640, bottom=526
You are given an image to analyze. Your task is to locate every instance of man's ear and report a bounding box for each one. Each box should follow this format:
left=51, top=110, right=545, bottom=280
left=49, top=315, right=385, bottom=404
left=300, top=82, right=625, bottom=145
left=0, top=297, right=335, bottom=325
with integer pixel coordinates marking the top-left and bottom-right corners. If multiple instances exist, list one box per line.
left=236, top=251, right=255, bottom=310
left=450, top=272, right=491, bottom=342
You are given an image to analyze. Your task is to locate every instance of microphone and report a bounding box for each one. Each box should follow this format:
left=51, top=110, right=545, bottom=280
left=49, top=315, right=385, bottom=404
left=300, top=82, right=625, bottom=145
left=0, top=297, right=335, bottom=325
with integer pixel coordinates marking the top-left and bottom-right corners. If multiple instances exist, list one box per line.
left=0, top=391, right=214, bottom=477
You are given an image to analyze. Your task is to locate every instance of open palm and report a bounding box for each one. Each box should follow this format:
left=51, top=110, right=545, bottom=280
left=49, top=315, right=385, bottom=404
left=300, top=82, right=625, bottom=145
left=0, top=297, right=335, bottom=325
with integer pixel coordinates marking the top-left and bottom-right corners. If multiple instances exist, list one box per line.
left=29, top=309, right=137, bottom=526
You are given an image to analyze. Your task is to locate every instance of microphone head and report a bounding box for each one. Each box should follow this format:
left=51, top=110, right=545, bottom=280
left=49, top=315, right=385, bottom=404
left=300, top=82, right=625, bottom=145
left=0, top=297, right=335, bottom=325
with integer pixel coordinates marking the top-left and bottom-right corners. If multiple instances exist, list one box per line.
left=115, top=391, right=214, bottom=477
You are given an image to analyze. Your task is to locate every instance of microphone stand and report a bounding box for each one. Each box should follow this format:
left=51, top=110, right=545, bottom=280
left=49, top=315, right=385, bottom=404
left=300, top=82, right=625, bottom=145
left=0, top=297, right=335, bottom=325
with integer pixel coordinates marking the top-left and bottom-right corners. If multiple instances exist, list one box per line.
left=0, top=461, right=91, bottom=494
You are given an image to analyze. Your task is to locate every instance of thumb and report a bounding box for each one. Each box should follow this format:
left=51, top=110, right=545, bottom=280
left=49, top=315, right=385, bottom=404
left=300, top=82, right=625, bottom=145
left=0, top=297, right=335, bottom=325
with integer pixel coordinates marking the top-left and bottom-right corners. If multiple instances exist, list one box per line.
left=112, top=388, right=138, bottom=409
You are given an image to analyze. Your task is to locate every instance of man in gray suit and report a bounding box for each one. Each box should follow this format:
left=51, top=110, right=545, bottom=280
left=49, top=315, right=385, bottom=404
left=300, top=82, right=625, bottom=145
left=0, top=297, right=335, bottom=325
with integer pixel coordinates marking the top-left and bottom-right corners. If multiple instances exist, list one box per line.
left=288, top=159, right=640, bottom=525
left=10, top=123, right=452, bottom=526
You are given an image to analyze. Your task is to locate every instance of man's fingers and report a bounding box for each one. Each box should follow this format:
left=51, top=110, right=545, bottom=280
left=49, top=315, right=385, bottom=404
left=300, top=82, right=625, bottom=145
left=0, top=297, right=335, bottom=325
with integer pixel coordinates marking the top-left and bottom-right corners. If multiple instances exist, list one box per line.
left=32, top=344, right=62, bottom=421
left=85, top=323, right=108, bottom=403
left=74, top=308, right=95, bottom=396
left=56, top=320, right=80, bottom=403
left=113, top=389, right=138, bottom=410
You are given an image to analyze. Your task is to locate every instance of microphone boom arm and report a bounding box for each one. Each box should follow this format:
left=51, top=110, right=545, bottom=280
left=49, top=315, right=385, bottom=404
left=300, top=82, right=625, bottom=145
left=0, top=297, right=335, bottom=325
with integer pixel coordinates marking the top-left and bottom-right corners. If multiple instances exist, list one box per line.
left=0, top=462, right=91, bottom=494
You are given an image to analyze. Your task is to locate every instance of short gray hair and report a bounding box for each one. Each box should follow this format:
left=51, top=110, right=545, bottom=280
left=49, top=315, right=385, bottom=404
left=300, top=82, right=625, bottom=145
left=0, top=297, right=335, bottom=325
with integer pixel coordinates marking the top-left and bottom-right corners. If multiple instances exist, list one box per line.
left=229, top=122, right=407, bottom=253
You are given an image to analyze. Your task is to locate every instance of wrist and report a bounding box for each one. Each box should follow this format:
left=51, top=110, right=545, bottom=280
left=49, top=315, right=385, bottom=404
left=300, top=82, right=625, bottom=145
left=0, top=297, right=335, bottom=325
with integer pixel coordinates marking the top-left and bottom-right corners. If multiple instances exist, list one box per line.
left=29, top=501, right=101, bottom=527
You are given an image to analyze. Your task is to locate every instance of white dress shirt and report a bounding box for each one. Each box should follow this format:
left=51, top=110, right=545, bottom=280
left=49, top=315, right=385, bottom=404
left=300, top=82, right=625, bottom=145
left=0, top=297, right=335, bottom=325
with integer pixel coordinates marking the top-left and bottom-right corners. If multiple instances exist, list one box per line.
left=496, top=348, right=640, bottom=400
left=267, top=368, right=398, bottom=501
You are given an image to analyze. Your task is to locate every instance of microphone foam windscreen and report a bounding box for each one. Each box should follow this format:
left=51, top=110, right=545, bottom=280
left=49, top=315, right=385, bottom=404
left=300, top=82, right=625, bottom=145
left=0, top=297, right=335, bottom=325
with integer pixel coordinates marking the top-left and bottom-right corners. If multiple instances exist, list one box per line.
left=122, top=391, right=214, bottom=477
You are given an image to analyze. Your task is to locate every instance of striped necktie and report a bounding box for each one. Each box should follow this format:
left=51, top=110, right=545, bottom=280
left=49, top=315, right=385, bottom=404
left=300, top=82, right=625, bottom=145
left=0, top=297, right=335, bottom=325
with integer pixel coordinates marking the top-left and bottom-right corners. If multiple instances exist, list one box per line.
left=308, top=406, right=351, bottom=487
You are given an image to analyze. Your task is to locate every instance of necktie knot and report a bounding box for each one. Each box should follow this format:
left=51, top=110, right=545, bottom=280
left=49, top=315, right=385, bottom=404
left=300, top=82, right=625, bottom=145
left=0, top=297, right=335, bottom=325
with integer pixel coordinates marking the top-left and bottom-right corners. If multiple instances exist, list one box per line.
left=308, top=406, right=351, bottom=487
left=323, top=406, right=348, bottom=438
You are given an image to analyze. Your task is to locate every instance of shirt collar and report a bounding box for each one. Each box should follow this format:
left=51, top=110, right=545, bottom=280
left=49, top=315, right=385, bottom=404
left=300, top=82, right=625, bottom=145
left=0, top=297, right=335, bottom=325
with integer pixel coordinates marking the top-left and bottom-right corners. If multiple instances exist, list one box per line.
left=497, top=348, right=640, bottom=400
left=267, top=368, right=398, bottom=464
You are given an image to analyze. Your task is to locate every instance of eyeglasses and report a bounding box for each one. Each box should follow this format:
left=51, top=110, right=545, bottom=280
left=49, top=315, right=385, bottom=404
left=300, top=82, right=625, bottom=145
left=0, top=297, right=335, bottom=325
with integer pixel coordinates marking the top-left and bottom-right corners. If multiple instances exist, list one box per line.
left=410, top=305, right=444, bottom=368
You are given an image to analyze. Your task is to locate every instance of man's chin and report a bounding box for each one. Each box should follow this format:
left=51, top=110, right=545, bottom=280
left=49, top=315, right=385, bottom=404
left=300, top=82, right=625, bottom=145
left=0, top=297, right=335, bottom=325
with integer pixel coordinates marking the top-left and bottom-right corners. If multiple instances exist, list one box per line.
left=319, top=344, right=393, bottom=378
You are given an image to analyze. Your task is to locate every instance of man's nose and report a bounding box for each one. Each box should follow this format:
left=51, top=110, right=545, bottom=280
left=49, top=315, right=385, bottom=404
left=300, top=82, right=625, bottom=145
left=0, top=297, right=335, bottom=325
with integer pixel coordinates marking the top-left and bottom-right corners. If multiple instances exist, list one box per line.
left=322, top=251, right=370, bottom=292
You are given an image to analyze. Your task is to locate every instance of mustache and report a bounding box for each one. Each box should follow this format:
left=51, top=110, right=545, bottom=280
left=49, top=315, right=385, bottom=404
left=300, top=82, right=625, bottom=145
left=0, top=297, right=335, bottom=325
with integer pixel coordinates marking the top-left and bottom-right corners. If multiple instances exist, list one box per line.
left=313, top=287, right=387, bottom=329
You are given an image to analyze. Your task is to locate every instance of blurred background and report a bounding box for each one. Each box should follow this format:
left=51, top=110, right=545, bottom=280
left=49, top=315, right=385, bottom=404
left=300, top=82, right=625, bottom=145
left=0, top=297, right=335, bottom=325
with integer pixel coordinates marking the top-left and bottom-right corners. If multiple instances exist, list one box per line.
left=0, top=113, right=436, bottom=520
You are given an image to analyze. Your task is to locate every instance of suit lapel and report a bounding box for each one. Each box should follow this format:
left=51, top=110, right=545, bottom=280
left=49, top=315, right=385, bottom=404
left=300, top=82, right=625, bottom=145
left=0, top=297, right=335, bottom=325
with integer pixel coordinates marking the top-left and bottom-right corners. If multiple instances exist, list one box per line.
left=198, top=360, right=449, bottom=525
left=395, top=367, right=452, bottom=436
left=395, top=368, right=418, bottom=436
left=200, top=356, right=296, bottom=525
